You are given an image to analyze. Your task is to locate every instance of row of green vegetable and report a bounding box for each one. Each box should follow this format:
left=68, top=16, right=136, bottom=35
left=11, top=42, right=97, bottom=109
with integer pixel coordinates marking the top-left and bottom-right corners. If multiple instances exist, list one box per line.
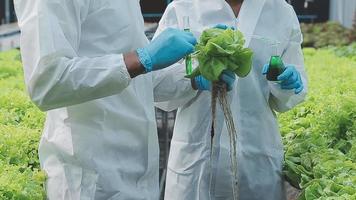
left=0, top=50, right=46, bottom=200
left=279, top=48, right=356, bottom=199
left=301, top=21, right=356, bottom=48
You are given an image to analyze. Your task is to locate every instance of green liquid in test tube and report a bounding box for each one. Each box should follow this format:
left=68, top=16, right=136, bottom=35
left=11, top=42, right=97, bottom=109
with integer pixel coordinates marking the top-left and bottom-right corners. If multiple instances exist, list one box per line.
left=267, top=56, right=285, bottom=81
left=183, top=16, right=193, bottom=75
left=267, top=42, right=286, bottom=81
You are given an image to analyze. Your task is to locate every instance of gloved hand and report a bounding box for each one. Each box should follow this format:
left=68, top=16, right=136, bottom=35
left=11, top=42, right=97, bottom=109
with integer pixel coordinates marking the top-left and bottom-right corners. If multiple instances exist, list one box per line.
left=137, top=28, right=197, bottom=72
left=262, top=64, right=304, bottom=94
left=214, top=24, right=235, bottom=30
left=194, top=70, right=236, bottom=91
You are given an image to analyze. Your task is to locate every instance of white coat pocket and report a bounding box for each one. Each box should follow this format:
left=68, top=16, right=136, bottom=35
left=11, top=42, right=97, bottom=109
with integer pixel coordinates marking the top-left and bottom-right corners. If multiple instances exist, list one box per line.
left=168, top=140, right=208, bottom=174
left=44, top=157, right=99, bottom=200
left=166, top=140, right=211, bottom=200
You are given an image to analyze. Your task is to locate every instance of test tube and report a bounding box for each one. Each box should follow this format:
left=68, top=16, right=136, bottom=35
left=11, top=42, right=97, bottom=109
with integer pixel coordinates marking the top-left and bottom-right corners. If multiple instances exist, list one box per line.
left=267, top=42, right=285, bottom=81
left=183, top=16, right=193, bottom=75
left=183, top=16, right=190, bottom=32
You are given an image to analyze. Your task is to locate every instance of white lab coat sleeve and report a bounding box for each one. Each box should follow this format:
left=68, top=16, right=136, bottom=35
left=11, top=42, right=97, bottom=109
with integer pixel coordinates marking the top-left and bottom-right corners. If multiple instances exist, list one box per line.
left=152, top=7, right=198, bottom=112
left=153, top=64, right=198, bottom=112
left=14, top=0, right=131, bottom=111
left=268, top=9, right=308, bottom=113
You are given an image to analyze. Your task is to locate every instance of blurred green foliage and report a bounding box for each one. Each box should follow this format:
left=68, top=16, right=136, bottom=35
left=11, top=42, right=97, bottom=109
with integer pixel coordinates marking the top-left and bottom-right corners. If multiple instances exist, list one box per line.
left=301, top=22, right=356, bottom=48
left=279, top=48, right=356, bottom=199
left=0, top=50, right=46, bottom=200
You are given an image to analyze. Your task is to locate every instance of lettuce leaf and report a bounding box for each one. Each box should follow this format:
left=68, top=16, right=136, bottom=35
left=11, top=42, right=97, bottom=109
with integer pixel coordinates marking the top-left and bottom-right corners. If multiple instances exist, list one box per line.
left=187, top=28, right=253, bottom=81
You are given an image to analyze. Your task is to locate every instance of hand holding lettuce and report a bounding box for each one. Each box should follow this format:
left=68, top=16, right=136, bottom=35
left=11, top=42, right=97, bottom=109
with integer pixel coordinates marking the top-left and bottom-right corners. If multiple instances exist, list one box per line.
left=187, top=28, right=253, bottom=81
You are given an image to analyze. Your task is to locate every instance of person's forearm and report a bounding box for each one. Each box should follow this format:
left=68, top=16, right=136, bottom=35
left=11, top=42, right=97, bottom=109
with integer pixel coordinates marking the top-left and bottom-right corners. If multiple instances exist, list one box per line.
left=28, top=54, right=133, bottom=111
left=123, top=52, right=146, bottom=78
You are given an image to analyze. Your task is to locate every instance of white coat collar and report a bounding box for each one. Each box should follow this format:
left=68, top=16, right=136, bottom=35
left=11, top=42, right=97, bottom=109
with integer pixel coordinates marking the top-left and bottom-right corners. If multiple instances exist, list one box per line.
left=192, top=0, right=236, bottom=28
left=172, top=0, right=266, bottom=47
left=237, top=0, right=267, bottom=47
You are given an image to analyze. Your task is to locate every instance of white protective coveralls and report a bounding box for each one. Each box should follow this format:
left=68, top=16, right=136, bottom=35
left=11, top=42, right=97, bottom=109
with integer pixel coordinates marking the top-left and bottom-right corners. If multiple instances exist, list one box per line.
left=14, top=0, right=195, bottom=199
left=154, top=0, right=308, bottom=199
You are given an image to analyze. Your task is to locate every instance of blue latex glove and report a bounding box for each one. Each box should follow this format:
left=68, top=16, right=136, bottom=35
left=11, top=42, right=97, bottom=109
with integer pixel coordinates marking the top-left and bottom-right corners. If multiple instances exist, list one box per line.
left=136, top=28, right=197, bottom=73
left=262, top=64, right=304, bottom=94
left=214, top=24, right=235, bottom=30
left=195, top=70, right=236, bottom=91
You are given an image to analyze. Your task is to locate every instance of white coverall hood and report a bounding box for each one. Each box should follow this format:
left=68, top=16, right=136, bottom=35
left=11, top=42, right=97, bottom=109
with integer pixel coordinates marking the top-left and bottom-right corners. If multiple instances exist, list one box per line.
left=155, top=0, right=308, bottom=199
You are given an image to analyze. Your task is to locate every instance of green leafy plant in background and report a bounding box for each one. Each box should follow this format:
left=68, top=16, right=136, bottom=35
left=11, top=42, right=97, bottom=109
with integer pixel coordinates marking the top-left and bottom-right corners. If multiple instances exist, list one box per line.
left=0, top=161, right=46, bottom=200
left=327, top=43, right=356, bottom=62
left=301, top=22, right=356, bottom=48
left=279, top=49, right=356, bottom=199
left=187, top=28, right=253, bottom=81
left=0, top=50, right=46, bottom=200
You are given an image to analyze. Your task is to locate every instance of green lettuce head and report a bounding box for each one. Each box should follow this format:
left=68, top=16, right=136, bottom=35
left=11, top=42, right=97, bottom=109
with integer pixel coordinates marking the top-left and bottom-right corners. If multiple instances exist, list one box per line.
left=187, top=28, right=253, bottom=81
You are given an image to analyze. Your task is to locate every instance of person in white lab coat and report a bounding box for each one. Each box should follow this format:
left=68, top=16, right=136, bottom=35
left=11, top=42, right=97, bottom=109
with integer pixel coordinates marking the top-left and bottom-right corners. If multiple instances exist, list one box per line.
left=155, top=0, right=308, bottom=199
left=12, top=0, right=211, bottom=199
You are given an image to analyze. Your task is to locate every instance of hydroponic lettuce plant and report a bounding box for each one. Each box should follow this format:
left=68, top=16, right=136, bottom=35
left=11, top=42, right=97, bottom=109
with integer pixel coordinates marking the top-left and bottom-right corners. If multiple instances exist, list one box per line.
left=187, top=28, right=253, bottom=200
left=279, top=49, right=356, bottom=200
left=187, top=28, right=253, bottom=81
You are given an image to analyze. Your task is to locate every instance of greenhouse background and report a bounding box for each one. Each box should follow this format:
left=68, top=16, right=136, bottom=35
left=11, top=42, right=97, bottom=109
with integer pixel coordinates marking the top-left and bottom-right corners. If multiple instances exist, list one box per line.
left=0, top=0, right=355, bottom=49
left=0, top=0, right=355, bottom=199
